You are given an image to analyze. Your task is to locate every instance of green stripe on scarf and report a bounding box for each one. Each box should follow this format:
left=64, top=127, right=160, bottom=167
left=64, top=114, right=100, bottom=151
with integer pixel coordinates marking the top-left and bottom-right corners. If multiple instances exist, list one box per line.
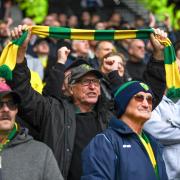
left=94, top=30, right=115, bottom=40
left=136, top=29, right=153, bottom=39
left=11, top=31, right=28, bottom=46
left=49, top=27, right=71, bottom=39
left=164, top=45, right=176, bottom=64
left=0, top=26, right=180, bottom=99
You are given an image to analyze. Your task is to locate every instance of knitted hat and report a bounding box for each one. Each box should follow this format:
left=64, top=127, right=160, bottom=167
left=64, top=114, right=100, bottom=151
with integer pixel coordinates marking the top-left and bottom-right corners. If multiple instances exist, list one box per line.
left=114, top=81, right=153, bottom=117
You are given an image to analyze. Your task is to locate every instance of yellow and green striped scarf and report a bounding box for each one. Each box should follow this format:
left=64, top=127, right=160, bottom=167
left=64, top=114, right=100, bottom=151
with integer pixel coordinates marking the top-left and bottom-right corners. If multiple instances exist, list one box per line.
left=138, top=133, right=159, bottom=180
left=0, top=26, right=180, bottom=97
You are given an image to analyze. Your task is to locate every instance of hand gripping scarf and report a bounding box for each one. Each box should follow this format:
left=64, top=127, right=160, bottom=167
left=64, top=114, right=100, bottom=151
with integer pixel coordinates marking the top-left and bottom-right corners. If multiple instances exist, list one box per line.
left=0, top=26, right=180, bottom=98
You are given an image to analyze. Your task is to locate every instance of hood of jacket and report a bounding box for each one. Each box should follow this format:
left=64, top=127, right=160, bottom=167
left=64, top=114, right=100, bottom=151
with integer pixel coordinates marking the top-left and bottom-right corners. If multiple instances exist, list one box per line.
left=6, top=127, right=33, bottom=148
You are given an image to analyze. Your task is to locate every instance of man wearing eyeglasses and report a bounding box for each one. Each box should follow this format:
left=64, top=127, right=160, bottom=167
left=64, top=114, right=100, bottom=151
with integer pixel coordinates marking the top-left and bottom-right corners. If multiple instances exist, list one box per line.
left=0, top=82, right=63, bottom=180
left=82, top=81, right=168, bottom=180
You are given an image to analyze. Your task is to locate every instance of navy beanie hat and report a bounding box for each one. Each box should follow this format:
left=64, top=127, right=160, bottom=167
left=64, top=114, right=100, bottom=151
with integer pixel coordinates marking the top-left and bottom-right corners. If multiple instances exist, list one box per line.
left=114, top=81, right=153, bottom=118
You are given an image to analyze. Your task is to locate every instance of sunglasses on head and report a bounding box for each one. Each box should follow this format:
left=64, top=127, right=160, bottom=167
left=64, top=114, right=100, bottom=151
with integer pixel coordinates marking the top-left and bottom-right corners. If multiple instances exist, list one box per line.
left=133, top=94, right=153, bottom=105
left=0, top=100, right=18, bottom=110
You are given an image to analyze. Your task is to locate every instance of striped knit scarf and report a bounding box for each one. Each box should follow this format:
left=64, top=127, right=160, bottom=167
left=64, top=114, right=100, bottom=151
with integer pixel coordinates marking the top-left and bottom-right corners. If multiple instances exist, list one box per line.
left=0, top=123, right=18, bottom=153
left=0, top=26, right=180, bottom=98
left=138, top=133, right=159, bottom=180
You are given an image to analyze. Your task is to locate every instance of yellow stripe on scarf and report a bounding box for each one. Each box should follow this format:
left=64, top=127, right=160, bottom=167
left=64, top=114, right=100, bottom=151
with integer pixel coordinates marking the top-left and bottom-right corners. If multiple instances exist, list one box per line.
left=0, top=42, right=19, bottom=70
left=165, top=62, right=180, bottom=88
left=114, top=30, right=137, bottom=39
left=71, top=29, right=95, bottom=40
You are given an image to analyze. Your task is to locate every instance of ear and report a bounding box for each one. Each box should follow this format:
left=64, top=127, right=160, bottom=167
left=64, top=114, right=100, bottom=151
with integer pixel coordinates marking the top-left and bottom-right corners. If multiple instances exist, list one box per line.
left=72, top=43, right=77, bottom=51
left=128, top=48, right=133, bottom=55
left=15, top=108, right=18, bottom=114
left=69, top=85, right=74, bottom=95
left=33, top=46, right=37, bottom=52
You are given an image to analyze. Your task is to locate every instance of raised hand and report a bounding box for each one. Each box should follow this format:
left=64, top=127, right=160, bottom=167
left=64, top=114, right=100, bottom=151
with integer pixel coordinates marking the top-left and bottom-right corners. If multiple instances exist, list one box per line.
left=150, top=28, right=167, bottom=60
left=57, top=46, right=71, bottom=64
left=10, top=25, right=31, bottom=63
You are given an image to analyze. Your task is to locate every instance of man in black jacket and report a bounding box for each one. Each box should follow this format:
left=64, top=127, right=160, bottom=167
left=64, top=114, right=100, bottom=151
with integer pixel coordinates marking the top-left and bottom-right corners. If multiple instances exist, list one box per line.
left=9, top=25, right=167, bottom=180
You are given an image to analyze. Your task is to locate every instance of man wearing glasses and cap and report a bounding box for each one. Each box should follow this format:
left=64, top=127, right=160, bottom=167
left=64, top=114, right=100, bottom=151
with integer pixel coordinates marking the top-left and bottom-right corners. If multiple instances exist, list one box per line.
left=82, top=81, right=168, bottom=180
left=0, top=81, right=63, bottom=180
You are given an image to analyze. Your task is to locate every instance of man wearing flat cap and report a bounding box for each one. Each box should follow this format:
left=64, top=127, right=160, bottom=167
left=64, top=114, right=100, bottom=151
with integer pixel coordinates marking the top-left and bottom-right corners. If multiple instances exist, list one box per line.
left=82, top=81, right=168, bottom=180
left=10, top=40, right=112, bottom=180
left=0, top=80, right=63, bottom=180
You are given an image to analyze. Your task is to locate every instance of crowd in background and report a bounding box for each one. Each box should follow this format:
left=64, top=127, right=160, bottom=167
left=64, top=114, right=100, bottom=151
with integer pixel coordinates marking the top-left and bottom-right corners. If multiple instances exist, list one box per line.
left=1, top=0, right=180, bottom=180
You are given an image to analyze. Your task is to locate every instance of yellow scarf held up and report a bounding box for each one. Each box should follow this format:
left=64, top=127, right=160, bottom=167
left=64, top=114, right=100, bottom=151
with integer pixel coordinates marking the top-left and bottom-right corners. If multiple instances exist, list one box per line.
left=0, top=26, right=180, bottom=97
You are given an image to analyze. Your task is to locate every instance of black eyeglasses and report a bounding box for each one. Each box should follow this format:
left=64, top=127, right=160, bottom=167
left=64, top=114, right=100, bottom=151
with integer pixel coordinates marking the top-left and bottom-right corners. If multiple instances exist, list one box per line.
left=0, top=100, right=18, bottom=110
left=133, top=94, right=153, bottom=105
left=78, top=79, right=100, bottom=86
left=136, top=46, right=145, bottom=50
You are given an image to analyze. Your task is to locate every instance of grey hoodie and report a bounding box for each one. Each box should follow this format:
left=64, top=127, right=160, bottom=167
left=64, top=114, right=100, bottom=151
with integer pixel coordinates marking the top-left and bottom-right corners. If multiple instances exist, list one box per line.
left=144, top=96, right=180, bottom=180
left=0, top=128, right=64, bottom=180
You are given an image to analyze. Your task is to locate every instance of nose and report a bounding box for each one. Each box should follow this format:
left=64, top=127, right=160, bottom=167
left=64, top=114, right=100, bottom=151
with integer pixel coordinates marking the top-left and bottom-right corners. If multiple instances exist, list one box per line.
left=1, top=103, right=10, bottom=111
left=141, top=98, right=149, bottom=107
left=88, top=82, right=96, bottom=89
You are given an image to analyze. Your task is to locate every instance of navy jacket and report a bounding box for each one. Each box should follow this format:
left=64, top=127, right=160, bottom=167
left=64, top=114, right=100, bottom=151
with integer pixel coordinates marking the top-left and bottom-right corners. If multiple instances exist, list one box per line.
left=82, top=116, right=168, bottom=180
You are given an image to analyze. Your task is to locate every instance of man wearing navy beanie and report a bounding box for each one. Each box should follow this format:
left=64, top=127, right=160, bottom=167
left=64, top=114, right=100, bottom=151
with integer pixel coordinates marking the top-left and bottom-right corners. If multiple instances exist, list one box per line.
left=82, top=80, right=168, bottom=180
left=114, top=80, right=154, bottom=118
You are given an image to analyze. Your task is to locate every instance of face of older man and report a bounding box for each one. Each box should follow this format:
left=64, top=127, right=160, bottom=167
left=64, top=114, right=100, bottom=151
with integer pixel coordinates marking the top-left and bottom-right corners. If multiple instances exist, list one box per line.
left=0, top=94, right=18, bottom=131
left=128, top=40, right=145, bottom=62
left=69, top=73, right=101, bottom=108
left=124, top=91, right=153, bottom=123
left=95, top=41, right=115, bottom=61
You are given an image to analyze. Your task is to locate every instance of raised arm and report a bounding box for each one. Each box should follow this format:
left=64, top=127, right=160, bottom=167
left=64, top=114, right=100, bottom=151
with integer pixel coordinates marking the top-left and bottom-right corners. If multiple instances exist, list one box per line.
left=9, top=25, right=52, bottom=129
left=143, top=28, right=167, bottom=109
left=43, top=47, right=70, bottom=98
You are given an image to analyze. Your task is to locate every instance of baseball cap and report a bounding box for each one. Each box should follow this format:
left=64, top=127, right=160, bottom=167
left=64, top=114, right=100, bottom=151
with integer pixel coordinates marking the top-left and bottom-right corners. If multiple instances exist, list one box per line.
left=68, top=63, right=103, bottom=84
left=0, top=82, right=21, bottom=104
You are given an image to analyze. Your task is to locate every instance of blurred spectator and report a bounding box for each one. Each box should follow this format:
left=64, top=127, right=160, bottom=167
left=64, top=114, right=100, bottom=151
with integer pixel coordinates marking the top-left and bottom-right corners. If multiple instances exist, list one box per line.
left=133, top=15, right=146, bottom=29
left=79, top=10, right=92, bottom=29
left=95, top=21, right=106, bottom=29
left=2, top=0, right=23, bottom=28
left=89, top=41, right=116, bottom=69
left=144, top=95, right=180, bottom=180
left=91, top=13, right=101, bottom=27
left=0, top=20, right=10, bottom=54
left=65, top=40, right=91, bottom=67
left=107, top=11, right=121, bottom=29
left=144, top=58, right=180, bottom=180
left=100, top=52, right=132, bottom=81
left=126, top=39, right=146, bottom=80
left=43, top=13, right=59, bottom=26
left=115, top=38, right=131, bottom=61
left=67, top=15, right=79, bottom=28
left=26, top=38, right=50, bottom=80
left=21, top=17, right=37, bottom=57
left=58, top=13, right=67, bottom=27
